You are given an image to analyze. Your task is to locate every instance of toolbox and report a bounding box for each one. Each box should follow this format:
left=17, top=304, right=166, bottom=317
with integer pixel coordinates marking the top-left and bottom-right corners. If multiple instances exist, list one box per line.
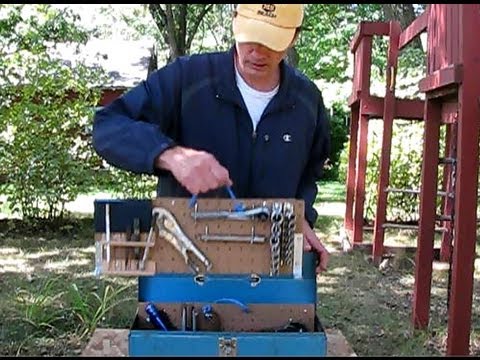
left=93, top=196, right=328, bottom=357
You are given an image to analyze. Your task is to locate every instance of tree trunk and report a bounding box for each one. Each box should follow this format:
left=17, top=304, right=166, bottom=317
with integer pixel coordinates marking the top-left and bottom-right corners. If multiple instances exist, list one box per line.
left=148, top=4, right=214, bottom=64
left=284, top=46, right=299, bottom=68
left=381, top=4, right=423, bottom=50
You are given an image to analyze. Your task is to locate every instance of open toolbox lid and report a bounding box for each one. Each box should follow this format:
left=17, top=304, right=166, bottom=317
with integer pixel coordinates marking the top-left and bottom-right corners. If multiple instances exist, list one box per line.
left=93, top=197, right=307, bottom=278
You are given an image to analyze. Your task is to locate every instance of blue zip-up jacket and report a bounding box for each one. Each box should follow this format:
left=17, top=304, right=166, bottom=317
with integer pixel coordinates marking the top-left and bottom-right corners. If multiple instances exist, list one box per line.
left=92, top=47, right=330, bottom=227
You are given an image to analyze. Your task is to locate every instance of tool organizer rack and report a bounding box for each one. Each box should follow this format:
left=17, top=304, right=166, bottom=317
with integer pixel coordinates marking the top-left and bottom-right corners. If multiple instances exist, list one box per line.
left=93, top=197, right=327, bottom=357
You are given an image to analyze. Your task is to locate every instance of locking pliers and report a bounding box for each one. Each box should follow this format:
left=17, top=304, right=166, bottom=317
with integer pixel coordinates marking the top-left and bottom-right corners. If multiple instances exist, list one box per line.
left=153, top=207, right=212, bottom=274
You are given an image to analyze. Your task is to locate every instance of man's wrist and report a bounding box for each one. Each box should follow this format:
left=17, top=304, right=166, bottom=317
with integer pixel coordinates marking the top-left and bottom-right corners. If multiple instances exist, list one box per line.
left=155, top=146, right=180, bottom=171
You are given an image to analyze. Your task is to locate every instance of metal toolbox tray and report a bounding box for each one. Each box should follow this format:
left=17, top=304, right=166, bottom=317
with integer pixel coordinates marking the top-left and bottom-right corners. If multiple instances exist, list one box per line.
left=128, top=313, right=327, bottom=357
left=128, top=254, right=324, bottom=357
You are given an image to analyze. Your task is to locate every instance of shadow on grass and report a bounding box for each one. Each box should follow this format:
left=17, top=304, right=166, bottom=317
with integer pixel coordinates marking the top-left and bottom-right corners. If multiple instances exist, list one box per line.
left=0, top=217, right=94, bottom=251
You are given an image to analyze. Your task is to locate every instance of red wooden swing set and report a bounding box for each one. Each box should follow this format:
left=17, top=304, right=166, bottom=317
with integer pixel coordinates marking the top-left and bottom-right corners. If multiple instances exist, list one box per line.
left=344, top=4, right=480, bottom=356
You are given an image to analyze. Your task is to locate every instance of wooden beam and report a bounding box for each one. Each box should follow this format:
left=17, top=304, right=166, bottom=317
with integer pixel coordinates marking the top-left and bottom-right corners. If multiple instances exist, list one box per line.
left=360, top=96, right=424, bottom=120
left=419, top=64, right=463, bottom=93
left=350, top=21, right=390, bottom=52
left=398, top=9, right=429, bottom=50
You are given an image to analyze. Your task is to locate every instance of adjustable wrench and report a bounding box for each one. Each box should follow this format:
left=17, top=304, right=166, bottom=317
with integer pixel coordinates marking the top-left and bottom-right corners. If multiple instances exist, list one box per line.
left=153, top=207, right=212, bottom=274
left=191, top=206, right=270, bottom=221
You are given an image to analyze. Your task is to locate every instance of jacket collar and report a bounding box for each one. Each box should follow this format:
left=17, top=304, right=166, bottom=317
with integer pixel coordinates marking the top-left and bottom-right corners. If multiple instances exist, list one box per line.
left=215, top=46, right=296, bottom=112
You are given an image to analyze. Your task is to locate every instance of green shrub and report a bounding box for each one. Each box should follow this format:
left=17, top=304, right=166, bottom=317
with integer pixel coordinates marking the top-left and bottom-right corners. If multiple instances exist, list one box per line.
left=0, top=4, right=105, bottom=221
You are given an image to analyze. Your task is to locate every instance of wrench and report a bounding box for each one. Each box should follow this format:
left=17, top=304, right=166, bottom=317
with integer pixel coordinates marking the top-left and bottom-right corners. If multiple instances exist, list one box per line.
left=191, top=206, right=270, bottom=221
left=153, top=207, right=212, bottom=274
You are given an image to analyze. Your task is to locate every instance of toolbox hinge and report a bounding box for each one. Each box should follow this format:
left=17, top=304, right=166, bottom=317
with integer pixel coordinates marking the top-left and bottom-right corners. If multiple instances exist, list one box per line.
left=218, top=337, right=237, bottom=357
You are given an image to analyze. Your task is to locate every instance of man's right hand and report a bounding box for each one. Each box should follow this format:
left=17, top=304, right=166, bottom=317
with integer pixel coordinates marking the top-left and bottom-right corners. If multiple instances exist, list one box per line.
left=155, top=146, right=233, bottom=195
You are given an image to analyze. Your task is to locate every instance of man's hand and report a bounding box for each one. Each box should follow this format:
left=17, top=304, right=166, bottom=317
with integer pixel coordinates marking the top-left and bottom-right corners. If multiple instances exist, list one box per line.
left=156, top=146, right=232, bottom=195
left=303, top=219, right=329, bottom=273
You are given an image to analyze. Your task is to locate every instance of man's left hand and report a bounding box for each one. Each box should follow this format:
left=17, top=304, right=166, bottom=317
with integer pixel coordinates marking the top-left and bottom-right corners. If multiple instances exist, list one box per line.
left=303, top=219, right=329, bottom=273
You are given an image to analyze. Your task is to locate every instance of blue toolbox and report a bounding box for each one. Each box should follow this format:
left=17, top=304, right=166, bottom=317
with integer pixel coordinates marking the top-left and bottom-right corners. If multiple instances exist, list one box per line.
left=93, top=197, right=327, bottom=356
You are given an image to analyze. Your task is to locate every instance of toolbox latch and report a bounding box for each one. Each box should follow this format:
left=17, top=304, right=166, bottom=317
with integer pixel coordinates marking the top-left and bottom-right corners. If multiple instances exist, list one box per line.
left=218, top=337, right=237, bottom=356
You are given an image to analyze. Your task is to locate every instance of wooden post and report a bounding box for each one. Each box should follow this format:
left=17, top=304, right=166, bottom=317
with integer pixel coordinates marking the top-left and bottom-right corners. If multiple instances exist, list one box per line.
left=446, top=4, right=480, bottom=355
left=352, top=113, right=369, bottom=244
left=371, top=21, right=401, bottom=264
left=412, top=98, right=441, bottom=329
left=344, top=106, right=359, bottom=236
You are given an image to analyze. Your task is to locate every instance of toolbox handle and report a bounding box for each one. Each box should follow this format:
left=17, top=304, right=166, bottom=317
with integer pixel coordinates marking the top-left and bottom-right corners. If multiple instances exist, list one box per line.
left=188, top=186, right=245, bottom=211
left=212, top=298, right=250, bottom=313
left=202, top=298, right=250, bottom=315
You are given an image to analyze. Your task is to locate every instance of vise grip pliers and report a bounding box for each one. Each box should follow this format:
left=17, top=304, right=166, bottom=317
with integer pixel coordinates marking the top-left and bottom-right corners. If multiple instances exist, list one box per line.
left=152, top=207, right=212, bottom=274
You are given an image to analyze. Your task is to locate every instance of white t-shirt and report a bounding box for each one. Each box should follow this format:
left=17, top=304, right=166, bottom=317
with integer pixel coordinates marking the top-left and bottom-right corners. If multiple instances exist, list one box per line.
left=235, top=66, right=279, bottom=131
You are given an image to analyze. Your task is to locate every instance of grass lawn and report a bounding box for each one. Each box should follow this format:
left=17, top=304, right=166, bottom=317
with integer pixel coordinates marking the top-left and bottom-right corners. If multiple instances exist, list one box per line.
left=0, top=180, right=479, bottom=356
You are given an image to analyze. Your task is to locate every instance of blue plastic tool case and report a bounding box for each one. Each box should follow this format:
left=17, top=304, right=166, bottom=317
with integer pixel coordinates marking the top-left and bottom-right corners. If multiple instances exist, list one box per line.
left=93, top=198, right=327, bottom=357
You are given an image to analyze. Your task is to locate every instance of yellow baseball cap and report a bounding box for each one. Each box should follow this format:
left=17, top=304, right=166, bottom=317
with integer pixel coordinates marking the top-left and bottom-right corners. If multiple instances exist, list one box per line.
left=232, top=4, right=304, bottom=52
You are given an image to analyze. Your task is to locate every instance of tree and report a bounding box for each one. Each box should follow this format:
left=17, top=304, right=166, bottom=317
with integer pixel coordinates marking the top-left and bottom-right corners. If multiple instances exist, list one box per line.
left=381, top=4, right=426, bottom=50
left=381, top=4, right=426, bottom=30
left=148, top=4, right=214, bottom=63
left=295, top=4, right=384, bottom=83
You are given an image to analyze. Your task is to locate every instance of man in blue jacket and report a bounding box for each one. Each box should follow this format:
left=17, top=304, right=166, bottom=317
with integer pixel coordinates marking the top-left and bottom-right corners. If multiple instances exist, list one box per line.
left=92, top=4, right=331, bottom=273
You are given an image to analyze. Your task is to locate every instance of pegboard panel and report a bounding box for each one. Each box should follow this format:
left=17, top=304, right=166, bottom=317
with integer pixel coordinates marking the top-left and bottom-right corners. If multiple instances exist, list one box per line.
left=94, top=197, right=304, bottom=276
left=136, top=302, right=315, bottom=332
left=149, top=197, right=304, bottom=275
